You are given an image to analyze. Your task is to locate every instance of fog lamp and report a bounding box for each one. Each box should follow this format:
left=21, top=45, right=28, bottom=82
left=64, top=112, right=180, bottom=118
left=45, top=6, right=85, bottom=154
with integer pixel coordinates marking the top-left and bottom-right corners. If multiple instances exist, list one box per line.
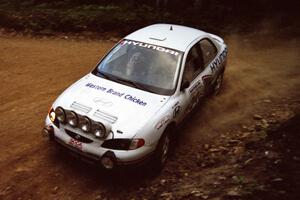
left=79, top=116, right=92, bottom=132
left=67, top=111, right=78, bottom=127
left=92, top=122, right=106, bottom=138
left=55, top=107, right=66, bottom=123
left=101, top=157, right=114, bottom=169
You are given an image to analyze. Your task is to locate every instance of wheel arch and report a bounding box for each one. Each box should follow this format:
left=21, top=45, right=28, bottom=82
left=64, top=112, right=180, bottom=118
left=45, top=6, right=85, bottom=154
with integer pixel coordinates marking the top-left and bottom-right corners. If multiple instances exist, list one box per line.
left=164, top=121, right=176, bottom=134
left=156, top=121, right=176, bottom=146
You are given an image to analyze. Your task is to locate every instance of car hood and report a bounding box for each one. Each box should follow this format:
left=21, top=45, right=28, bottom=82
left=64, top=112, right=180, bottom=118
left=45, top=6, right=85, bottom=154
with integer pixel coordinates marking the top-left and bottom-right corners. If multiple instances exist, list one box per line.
left=54, top=73, right=170, bottom=138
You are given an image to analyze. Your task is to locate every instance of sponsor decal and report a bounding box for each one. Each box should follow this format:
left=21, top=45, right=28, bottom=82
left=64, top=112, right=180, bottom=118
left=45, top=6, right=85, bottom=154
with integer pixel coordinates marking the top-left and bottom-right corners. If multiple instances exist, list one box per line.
left=106, top=88, right=125, bottom=97
left=210, top=48, right=228, bottom=73
left=155, top=116, right=170, bottom=130
left=189, top=80, right=202, bottom=94
left=120, top=40, right=180, bottom=56
left=124, top=94, right=147, bottom=106
left=68, top=138, right=83, bottom=150
left=85, top=83, right=107, bottom=91
left=86, top=83, right=147, bottom=106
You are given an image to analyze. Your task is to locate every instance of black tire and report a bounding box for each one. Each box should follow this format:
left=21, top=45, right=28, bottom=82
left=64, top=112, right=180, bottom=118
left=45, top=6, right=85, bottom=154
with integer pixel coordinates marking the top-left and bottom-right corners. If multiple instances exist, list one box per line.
left=212, top=72, right=224, bottom=95
left=152, top=129, right=171, bottom=172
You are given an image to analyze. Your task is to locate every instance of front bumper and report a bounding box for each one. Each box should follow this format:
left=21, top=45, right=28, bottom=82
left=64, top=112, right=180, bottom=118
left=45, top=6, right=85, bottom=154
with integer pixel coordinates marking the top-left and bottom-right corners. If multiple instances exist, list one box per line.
left=43, top=121, right=155, bottom=169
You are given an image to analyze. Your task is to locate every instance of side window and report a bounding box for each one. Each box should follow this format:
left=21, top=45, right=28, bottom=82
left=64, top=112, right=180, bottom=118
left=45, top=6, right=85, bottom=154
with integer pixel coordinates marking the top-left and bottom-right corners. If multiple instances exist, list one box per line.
left=183, top=44, right=204, bottom=82
left=200, top=39, right=217, bottom=66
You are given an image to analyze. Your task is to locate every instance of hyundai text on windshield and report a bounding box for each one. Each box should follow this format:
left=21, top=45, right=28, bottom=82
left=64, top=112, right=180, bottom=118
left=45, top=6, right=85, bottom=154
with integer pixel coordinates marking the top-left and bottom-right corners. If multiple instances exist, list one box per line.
left=93, top=40, right=183, bottom=95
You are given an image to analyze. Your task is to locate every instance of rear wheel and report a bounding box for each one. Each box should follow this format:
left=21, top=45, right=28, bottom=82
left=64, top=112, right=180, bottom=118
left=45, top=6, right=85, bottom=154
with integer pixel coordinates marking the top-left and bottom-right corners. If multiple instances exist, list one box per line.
left=212, top=72, right=224, bottom=95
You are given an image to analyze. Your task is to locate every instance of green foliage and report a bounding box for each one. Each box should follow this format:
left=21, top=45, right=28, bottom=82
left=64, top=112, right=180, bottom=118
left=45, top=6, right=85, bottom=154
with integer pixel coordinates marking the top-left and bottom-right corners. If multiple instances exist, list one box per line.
left=0, top=2, right=156, bottom=34
left=0, top=0, right=297, bottom=35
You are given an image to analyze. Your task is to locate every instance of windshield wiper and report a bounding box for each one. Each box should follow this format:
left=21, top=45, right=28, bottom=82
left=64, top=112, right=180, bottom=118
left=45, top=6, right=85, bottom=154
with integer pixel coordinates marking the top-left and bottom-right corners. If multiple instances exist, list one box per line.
left=97, top=71, right=154, bottom=93
left=97, top=71, right=114, bottom=81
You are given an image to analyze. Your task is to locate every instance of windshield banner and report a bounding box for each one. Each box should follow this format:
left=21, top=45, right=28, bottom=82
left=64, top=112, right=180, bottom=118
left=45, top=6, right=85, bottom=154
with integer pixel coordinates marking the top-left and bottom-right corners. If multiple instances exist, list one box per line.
left=120, top=40, right=180, bottom=56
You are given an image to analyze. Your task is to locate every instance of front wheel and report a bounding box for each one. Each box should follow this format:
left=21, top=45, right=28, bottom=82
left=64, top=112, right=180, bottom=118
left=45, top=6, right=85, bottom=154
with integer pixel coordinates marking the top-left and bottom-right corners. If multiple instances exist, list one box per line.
left=152, top=130, right=171, bottom=172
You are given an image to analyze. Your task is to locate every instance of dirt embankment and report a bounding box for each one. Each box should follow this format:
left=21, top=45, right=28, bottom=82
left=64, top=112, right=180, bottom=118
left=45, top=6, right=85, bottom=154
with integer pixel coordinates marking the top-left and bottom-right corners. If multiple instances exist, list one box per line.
left=0, top=32, right=299, bottom=200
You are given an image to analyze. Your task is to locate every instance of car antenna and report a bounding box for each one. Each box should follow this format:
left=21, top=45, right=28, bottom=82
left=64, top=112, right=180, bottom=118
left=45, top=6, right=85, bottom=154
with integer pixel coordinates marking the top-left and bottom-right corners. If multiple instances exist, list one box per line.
left=170, top=25, right=173, bottom=31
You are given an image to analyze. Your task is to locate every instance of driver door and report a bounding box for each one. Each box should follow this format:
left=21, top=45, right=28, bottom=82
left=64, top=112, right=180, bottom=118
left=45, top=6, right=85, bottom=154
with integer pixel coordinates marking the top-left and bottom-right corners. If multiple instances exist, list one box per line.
left=180, top=42, right=206, bottom=116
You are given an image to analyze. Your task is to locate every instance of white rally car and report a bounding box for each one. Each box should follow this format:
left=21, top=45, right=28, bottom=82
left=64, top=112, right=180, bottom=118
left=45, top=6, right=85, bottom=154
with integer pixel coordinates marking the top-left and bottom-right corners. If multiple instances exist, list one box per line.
left=43, top=24, right=227, bottom=170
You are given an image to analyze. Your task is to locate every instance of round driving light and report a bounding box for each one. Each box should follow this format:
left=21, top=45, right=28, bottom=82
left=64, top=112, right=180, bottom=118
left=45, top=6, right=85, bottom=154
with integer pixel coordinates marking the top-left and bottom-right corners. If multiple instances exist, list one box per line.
left=55, top=107, right=66, bottom=123
left=79, top=116, right=92, bottom=132
left=92, top=122, right=106, bottom=139
left=101, top=157, right=114, bottom=169
left=67, top=111, right=78, bottom=127
left=49, top=110, right=56, bottom=122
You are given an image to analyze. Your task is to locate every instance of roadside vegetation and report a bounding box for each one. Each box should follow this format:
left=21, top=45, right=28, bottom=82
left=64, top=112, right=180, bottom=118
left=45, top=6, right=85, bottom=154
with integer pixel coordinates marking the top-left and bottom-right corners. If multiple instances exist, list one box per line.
left=0, top=0, right=298, bottom=37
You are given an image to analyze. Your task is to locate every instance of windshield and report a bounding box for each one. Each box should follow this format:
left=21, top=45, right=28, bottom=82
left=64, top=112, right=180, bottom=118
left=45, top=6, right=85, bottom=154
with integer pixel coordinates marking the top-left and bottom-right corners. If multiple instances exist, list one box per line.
left=93, top=40, right=183, bottom=95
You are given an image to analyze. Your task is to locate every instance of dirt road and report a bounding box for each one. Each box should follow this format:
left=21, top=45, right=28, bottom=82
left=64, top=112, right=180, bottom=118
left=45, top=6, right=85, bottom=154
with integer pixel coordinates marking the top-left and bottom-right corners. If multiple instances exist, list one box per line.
left=0, top=33, right=299, bottom=200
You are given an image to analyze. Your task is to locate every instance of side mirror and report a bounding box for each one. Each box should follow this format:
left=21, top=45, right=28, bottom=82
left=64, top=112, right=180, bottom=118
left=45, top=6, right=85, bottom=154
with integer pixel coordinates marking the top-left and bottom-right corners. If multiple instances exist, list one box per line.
left=180, top=80, right=190, bottom=91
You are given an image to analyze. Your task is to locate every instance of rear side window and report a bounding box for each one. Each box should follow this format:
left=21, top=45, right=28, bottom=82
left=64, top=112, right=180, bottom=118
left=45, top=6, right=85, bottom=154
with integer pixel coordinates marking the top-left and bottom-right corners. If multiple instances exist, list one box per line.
left=200, top=39, right=217, bottom=66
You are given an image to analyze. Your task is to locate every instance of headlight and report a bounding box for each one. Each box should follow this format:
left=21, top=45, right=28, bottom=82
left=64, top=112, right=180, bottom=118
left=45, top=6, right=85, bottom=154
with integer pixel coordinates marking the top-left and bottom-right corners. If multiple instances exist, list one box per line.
left=66, top=111, right=78, bottom=127
left=55, top=107, right=66, bottom=123
left=49, top=109, right=56, bottom=122
left=79, top=116, right=92, bottom=132
left=92, top=122, right=107, bottom=138
left=102, top=139, right=144, bottom=150
left=129, top=139, right=145, bottom=150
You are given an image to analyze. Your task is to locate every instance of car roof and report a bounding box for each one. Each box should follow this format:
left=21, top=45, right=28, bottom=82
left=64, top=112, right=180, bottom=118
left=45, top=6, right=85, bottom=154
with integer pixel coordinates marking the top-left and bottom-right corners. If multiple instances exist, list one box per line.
left=124, top=24, right=208, bottom=52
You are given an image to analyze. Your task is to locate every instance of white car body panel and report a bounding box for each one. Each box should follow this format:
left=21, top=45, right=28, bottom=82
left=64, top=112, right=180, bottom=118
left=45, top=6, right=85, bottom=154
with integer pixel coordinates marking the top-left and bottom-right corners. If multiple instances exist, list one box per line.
left=52, top=73, right=170, bottom=141
left=125, top=24, right=207, bottom=52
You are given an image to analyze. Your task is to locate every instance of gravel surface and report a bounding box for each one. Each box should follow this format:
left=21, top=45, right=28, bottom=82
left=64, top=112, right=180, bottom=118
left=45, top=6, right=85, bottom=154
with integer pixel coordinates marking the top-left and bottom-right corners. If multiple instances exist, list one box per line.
left=0, top=32, right=299, bottom=200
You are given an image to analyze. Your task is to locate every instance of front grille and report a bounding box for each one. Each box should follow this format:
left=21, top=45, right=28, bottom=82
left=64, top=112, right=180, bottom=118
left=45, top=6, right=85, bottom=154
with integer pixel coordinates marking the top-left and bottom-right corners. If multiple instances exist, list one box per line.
left=65, top=129, right=93, bottom=143
left=94, top=109, right=118, bottom=124
left=70, top=101, right=92, bottom=114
